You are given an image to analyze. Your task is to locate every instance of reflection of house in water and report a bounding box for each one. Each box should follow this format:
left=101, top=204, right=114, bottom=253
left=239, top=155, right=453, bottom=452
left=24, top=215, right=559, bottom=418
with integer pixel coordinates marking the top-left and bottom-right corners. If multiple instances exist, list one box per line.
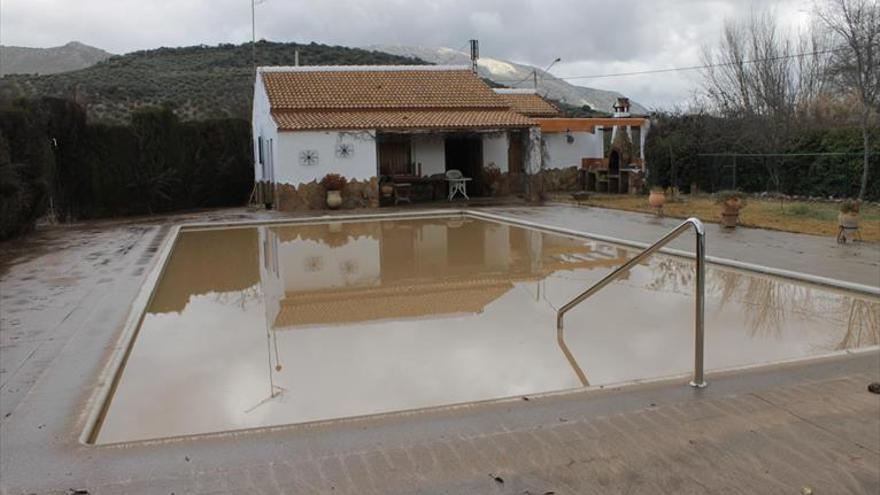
left=258, top=218, right=631, bottom=329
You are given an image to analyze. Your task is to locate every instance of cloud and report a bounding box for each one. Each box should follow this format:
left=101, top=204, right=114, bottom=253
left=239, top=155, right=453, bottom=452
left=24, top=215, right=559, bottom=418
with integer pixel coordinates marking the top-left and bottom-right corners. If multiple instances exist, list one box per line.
left=1, top=0, right=812, bottom=108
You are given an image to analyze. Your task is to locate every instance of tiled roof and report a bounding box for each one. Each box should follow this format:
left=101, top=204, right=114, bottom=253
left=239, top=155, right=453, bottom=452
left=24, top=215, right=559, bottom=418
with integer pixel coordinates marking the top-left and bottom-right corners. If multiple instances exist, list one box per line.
left=271, top=109, right=533, bottom=131
left=273, top=279, right=514, bottom=328
left=260, top=66, right=537, bottom=131
left=494, top=91, right=561, bottom=117
left=261, top=67, right=508, bottom=110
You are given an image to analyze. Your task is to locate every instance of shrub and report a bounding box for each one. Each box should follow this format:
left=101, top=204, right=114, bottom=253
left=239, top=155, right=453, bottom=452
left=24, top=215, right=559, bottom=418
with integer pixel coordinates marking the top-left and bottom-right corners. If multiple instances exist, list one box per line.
left=0, top=101, right=51, bottom=239
left=320, top=173, right=347, bottom=191
left=839, top=200, right=860, bottom=214
left=0, top=96, right=255, bottom=238
left=714, top=190, right=746, bottom=206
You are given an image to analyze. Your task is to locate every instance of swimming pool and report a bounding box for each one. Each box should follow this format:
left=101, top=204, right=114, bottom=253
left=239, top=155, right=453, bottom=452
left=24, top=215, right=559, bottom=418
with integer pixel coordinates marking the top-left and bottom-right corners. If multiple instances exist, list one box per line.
left=87, top=212, right=879, bottom=444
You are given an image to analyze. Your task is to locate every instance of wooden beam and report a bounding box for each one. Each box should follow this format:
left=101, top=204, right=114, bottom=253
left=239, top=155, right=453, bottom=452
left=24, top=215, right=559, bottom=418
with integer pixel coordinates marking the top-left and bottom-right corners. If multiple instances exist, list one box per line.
left=535, top=117, right=648, bottom=133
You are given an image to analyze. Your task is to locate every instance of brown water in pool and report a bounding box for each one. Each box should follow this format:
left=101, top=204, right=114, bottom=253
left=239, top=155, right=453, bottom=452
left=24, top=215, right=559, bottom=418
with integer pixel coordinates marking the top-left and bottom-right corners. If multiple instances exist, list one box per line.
left=93, top=216, right=879, bottom=444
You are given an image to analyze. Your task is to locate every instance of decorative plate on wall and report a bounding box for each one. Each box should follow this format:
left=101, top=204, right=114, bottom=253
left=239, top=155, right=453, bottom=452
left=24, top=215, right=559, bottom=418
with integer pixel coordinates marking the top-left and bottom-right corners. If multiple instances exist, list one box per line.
left=299, top=149, right=319, bottom=166
left=335, top=143, right=354, bottom=159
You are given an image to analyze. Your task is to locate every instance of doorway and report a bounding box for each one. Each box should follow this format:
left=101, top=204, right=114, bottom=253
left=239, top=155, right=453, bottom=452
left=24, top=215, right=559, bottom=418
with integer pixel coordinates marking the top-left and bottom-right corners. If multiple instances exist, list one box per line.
left=445, top=136, right=483, bottom=196
left=507, top=131, right=524, bottom=194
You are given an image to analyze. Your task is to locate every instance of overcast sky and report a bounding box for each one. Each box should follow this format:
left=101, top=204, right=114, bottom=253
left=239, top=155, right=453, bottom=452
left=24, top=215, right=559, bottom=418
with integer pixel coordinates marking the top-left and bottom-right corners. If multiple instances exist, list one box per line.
left=2, top=0, right=814, bottom=109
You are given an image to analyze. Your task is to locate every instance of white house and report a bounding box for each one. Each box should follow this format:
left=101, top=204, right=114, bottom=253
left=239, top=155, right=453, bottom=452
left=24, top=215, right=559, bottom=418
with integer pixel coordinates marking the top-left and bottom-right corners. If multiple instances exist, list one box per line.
left=252, top=65, right=648, bottom=210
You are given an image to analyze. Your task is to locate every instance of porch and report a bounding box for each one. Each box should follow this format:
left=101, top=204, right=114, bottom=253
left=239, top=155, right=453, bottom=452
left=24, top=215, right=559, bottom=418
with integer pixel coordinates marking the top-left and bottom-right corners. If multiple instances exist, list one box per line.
left=375, top=129, right=533, bottom=205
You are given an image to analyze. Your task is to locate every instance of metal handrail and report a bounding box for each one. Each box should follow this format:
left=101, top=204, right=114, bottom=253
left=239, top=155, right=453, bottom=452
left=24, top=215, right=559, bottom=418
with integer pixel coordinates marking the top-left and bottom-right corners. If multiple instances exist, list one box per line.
left=556, top=217, right=707, bottom=388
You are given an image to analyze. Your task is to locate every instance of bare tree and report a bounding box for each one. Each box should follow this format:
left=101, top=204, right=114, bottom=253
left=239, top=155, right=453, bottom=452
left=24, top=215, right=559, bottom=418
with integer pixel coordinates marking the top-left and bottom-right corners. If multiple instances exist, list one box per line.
left=817, top=0, right=880, bottom=200
left=700, top=10, right=830, bottom=152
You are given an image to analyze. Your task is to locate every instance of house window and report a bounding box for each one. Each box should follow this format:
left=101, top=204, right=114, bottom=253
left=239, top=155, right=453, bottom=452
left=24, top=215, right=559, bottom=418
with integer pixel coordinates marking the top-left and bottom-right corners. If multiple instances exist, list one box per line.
left=258, top=136, right=266, bottom=180
left=267, top=138, right=274, bottom=182
left=378, top=135, right=412, bottom=176
left=602, top=127, right=612, bottom=156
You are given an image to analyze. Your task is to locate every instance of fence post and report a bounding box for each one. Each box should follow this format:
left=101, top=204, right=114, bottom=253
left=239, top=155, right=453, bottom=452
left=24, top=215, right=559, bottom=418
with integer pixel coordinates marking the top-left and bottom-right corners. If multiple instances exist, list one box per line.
left=732, top=155, right=737, bottom=190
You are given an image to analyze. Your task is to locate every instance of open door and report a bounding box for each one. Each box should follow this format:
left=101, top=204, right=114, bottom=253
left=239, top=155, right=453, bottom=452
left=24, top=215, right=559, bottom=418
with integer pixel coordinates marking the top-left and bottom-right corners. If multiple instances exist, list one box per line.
left=445, top=136, right=483, bottom=196
left=507, top=131, right=524, bottom=194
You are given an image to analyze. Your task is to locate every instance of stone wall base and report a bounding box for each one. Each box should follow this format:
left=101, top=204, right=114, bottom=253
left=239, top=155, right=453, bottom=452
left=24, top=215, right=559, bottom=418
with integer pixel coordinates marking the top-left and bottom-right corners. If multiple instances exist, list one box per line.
left=272, top=177, right=379, bottom=212
left=540, top=166, right=581, bottom=192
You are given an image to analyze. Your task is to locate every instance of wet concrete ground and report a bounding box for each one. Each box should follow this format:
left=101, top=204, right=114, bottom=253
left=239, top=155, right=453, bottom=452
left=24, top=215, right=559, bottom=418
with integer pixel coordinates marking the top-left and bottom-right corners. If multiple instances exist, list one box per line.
left=0, top=204, right=877, bottom=494
left=491, top=203, right=880, bottom=287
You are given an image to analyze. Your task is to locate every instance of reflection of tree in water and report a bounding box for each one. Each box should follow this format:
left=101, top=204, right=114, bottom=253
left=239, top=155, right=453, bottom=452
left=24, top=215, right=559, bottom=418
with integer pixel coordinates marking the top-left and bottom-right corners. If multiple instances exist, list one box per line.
left=715, top=271, right=812, bottom=338
left=637, top=255, right=877, bottom=347
left=208, top=284, right=262, bottom=310
left=713, top=270, right=742, bottom=309
left=834, top=298, right=880, bottom=350
left=646, top=257, right=694, bottom=295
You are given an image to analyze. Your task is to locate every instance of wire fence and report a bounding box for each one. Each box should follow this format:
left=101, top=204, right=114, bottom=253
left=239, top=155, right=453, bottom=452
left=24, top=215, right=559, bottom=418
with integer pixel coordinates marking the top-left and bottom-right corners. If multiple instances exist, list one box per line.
left=658, top=152, right=879, bottom=201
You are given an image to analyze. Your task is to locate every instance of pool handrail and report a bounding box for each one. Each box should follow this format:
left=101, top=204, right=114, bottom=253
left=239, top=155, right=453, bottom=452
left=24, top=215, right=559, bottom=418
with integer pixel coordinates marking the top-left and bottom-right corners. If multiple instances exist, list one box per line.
left=556, top=217, right=707, bottom=388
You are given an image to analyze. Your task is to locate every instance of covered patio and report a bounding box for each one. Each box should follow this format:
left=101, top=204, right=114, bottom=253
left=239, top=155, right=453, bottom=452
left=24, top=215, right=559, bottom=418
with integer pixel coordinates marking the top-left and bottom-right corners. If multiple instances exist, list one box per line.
left=375, top=127, right=534, bottom=205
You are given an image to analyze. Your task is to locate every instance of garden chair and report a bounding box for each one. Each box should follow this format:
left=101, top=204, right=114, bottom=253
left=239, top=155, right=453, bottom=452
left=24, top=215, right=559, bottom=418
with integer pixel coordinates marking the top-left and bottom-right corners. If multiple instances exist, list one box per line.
left=445, top=169, right=472, bottom=201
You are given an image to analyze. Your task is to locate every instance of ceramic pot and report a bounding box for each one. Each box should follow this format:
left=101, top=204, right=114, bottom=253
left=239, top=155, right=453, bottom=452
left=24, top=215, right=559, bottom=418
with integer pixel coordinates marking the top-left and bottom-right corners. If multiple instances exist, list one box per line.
left=381, top=184, right=394, bottom=197
left=838, top=212, right=859, bottom=229
left=326, top=190, right=343, bottom=209
left=648, top=190, right=666, bottom=208
left=720, top=200, right=742, bottom=228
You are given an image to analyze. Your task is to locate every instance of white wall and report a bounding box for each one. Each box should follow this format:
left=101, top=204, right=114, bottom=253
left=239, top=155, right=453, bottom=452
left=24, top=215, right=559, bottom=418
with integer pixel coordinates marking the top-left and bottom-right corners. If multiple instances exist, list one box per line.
left=482, top=133, right=509, bottom=173
left=278, top=233, right=381, bottom=291
left=543, top=131, right=602, bottom=170
left=252, top=74, right=278, bottom=182
left=275, top=130, right=378, bottom=185
left=411, top=134, right=445, bottom=177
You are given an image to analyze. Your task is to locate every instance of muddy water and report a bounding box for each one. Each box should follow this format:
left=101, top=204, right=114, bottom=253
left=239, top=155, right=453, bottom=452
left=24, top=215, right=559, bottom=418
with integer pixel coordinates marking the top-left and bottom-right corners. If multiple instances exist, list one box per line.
left=94, top=217, right=879, bottom=444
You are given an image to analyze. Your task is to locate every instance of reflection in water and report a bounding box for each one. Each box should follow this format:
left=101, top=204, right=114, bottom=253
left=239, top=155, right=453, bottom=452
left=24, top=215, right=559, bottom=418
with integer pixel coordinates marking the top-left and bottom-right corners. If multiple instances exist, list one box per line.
left=149, top=227, right=260, bottom=314
left=836, top=299, right=880, bottom=350
left=645, top=255, right=878, bottom=346
left=94, top=217, right=880, bottom=444
left=263, top=218, right=625, bottom=329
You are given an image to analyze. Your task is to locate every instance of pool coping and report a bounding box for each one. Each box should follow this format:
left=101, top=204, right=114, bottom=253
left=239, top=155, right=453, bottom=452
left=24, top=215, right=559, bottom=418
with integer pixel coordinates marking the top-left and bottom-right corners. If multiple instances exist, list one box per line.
left=79, top=208, right=880, bottom=447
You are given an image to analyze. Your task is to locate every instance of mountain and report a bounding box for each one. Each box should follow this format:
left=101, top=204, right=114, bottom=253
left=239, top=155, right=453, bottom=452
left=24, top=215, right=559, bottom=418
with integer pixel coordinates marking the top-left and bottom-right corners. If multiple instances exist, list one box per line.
left=369, top=44, right=647, bottom=115
left=0, top=41, right=113, bottom=76
left=0, top=41, right=426, bottom=123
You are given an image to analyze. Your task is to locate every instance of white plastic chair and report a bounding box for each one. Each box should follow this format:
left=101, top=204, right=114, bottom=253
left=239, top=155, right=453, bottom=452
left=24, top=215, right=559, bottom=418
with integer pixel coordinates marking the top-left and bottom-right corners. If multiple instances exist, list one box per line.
left=445, top=169, right=471, bottom=200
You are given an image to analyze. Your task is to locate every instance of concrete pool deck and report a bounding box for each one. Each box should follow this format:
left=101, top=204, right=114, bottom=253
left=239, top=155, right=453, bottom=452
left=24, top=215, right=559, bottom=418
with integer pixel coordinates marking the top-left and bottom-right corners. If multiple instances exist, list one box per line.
left=1, top=204, right=878, bottom=494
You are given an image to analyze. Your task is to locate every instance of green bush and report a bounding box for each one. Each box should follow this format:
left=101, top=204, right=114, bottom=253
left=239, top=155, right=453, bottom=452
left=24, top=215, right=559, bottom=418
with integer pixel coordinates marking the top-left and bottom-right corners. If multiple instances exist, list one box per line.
left=0, top=97, right=254, bottom=238
left=0, top=101, right=51, bottom=239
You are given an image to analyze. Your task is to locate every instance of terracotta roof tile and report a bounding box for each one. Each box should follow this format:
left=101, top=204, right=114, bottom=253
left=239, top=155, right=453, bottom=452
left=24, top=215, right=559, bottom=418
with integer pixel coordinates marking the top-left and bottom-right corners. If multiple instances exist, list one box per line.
left=271, top=109, right=534, bottom=131
left=495, top=92, right=561, bottom=117
left=262, top=68, right=508, bottom=110
left=273, top=280, right=513, bottom=328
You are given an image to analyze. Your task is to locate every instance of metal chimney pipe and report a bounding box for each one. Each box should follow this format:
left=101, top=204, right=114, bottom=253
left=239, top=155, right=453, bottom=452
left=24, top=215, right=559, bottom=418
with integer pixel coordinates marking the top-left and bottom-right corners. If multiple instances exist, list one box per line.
left=469, top=39, right=479, bottom=73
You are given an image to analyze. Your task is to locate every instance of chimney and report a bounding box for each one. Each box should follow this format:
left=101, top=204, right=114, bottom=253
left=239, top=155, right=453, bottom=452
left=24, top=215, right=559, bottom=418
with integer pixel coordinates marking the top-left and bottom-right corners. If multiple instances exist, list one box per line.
left=469, top=39, right=479, bottom=74
left=294, top=49, right=300, bottom=67
left=613, top=97, right=631, bottom=117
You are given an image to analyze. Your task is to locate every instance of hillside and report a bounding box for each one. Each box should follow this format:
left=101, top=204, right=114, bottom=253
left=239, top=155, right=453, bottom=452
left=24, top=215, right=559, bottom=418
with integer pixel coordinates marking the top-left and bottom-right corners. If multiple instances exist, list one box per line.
left=0, top=41, right=425, bottom=123
left=0, top=41, right=112, bottom=76
left=369, top=44, right=647, bottom=115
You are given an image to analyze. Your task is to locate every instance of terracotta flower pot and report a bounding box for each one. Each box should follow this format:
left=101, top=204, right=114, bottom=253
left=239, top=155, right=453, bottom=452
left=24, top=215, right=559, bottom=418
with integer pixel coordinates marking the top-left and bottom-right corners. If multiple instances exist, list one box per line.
left=838, top=212, right=859, bottom=230
left=720, top=199, right=742, bottom=228
left=326, top=190, right=343, bottom=209
left=648, top=190, right=666, bottom=208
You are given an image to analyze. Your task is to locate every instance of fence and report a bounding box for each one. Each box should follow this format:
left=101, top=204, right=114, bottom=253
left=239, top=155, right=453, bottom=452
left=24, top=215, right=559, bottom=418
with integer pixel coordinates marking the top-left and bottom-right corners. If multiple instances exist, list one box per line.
left=659, top=152, right=879, bottom=200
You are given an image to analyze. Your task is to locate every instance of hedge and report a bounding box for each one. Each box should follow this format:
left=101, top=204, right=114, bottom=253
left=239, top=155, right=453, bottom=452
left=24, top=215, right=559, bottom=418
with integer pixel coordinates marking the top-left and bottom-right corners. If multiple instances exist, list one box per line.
left=0, top=97, right=254, bottom=240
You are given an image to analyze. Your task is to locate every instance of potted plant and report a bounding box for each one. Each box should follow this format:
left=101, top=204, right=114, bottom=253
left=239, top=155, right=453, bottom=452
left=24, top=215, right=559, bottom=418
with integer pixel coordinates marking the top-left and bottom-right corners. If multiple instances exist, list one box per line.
left=320, top=173, right=347, bottom=209
left=837, top=200, right=861, bottom=243
left=648, top=186, right=666, bottom=216
left=716, top=190, right=745, bottom=228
